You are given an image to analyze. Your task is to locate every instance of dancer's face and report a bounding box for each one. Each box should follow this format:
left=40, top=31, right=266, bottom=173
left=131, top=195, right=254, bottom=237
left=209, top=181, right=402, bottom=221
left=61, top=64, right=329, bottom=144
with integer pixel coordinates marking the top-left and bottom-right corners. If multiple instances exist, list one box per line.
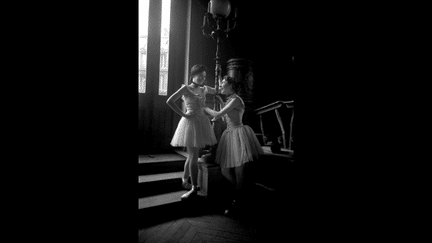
left=220, top=78, right=233, bottom=95
left=193, top=71, right=206, bottom=85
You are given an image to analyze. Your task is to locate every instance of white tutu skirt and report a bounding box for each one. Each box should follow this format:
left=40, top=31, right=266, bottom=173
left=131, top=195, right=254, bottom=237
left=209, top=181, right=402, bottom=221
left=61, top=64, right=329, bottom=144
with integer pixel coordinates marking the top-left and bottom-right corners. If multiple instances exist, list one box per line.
left=170, top=113, right=217, bottom=148
left=215, top=125, right=264, bottom=168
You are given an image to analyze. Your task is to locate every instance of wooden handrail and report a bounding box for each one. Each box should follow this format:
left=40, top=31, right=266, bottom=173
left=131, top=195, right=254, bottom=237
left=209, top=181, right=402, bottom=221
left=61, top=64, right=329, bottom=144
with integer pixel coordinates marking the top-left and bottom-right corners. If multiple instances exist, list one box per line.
left=254, top=100, right=294, bottom=151
left=254, top=100, right=294, bottom=115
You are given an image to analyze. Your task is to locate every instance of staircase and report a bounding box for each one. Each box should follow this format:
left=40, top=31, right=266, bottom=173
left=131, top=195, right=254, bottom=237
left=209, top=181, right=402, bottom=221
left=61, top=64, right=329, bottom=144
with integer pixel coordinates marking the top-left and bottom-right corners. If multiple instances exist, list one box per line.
left=138, top=151, right=189, bottom=227
left=138, top=150, right=211, bottom=228
left=138, top=148, right=295, bottom=229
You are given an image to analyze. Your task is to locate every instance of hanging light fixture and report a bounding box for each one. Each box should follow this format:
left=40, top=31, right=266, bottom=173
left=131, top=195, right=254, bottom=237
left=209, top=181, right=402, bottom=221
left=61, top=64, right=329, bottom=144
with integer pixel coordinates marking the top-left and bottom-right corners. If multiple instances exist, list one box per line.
left=200, top=0, right=239, bottom=160
left=201, top=0, right=237, bottom=112
left=209, top=0, right=231, bottom=18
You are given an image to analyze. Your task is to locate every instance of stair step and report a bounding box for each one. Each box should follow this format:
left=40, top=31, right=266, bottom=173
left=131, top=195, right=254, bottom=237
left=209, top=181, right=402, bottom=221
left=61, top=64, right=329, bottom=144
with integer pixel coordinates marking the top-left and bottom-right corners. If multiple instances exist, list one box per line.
left=139, top=153, right=186, bottom=164
left=173, top=148, right=188, bottom=158
left=138, top=171, right=184, bottom=183
left=138, top=190, right=187, bottom=210
left=138, top=153, right=186, bottom=175
left=138, top=172, right=185, bottom=198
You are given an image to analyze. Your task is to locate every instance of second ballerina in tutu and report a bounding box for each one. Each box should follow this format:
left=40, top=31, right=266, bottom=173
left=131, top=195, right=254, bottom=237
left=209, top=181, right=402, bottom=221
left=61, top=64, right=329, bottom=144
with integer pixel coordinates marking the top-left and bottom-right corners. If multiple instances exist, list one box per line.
left=202, top=75, right=264, bottom=215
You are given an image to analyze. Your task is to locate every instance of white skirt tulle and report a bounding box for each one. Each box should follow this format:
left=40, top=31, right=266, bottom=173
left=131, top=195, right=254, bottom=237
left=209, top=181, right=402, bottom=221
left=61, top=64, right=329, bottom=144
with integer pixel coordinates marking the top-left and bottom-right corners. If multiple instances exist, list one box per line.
left=215, top=125, right=264, bottom=168
left=170, top=113, right=217, bottom=148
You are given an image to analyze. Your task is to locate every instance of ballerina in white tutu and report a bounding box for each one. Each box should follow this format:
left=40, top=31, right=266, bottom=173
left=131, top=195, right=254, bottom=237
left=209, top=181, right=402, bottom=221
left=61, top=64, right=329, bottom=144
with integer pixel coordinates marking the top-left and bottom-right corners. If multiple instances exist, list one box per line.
left=202, top=75, right=264, bottom=214
left=166, top=64, right=218, bottom=200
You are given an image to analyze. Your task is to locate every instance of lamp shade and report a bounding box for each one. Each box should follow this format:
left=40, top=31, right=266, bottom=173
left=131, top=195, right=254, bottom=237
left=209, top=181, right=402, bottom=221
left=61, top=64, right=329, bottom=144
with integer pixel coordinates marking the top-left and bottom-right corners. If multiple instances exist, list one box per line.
left=209, top=0, right=231, bottom=18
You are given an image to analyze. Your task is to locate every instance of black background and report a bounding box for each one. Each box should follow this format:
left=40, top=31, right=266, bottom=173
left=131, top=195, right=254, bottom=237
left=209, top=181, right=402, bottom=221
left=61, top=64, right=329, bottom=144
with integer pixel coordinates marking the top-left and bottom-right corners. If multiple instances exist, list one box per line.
left=9, top=0, right=428, bottom=242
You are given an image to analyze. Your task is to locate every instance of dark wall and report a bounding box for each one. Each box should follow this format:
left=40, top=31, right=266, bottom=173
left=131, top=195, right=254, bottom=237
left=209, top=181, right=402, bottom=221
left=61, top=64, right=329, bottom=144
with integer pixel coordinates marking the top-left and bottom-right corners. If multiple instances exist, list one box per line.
left=189, top=0, right=218, bottom=87
left=228, top=0, right=294, bottom=108
left=193, top=0, right=294, bottom=108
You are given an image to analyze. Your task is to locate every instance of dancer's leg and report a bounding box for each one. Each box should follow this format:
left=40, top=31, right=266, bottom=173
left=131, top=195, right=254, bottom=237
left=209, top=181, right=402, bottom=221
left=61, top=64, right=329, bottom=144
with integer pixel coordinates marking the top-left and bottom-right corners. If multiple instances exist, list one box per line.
left=221, top=167, right=237, bottom=214
left=234, top=164, right=246, bottom=191
left=182, top=156, right=191, bottom=189
left=221, top=167, right=235, bottom=185
left=183, top=157, right=190, bottom=181
left=222, top=164, right=248, bottom=215
left=188, top=146, right=199, bottom=187
left=181, top=146, right=199, bottom=200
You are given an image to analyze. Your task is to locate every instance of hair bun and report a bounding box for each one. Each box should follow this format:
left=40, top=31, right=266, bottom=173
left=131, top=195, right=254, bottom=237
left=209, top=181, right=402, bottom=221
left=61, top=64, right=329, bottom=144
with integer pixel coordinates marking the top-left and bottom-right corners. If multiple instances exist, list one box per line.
left=190, top=64, right=207, bottom=77
left=224, top=75, right=243, bottom=94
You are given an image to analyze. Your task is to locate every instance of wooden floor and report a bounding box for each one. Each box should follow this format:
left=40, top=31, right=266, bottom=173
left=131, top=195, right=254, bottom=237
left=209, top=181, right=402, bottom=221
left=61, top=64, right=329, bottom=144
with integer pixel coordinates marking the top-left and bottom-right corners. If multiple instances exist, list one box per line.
left=139, top=214, right=255, bottom=243
left=138, top=210, right=289, bottom=243
left=139, top=187, right=295, bottom=243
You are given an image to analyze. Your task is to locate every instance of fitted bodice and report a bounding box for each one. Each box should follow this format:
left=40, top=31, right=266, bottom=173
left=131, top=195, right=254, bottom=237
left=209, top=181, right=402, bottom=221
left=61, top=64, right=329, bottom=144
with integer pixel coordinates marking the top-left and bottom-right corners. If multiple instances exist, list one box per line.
left=224, top=94, right=245, bottom=128
left=182, top=85, right=208, bottom=116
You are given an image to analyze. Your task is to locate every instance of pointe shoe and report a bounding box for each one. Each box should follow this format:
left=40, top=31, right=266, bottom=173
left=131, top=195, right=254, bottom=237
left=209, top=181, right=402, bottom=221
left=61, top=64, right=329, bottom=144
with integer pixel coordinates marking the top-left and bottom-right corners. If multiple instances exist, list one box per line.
left=181, top=187, right=198, bottom=200
left=224, top=208, right=231, bottom=215
left=224, top=199, right=237, bottom=215
left=182, top=178, right=192, bottom=190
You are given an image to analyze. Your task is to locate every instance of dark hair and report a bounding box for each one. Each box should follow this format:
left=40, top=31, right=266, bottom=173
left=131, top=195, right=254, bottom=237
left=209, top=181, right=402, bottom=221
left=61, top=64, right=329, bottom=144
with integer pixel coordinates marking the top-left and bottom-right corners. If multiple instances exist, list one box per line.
left=189, top=64, right=207, bottom=83
left=223, top=75, right=242, bottom=94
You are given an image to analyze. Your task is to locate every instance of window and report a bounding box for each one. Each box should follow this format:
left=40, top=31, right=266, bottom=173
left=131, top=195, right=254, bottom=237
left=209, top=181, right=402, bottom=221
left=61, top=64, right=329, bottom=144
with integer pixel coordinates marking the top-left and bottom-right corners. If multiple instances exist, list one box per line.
left=138, top=0, right=171, bottom=95
left=138, top=0, right=149, bottom=93
left=158, top=0, right=171, bottom=96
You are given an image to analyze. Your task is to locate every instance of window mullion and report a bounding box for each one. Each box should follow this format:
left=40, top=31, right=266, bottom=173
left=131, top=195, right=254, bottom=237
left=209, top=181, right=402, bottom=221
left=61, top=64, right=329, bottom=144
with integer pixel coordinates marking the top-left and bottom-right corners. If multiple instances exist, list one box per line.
left=146, top=0, right=162, bottom=95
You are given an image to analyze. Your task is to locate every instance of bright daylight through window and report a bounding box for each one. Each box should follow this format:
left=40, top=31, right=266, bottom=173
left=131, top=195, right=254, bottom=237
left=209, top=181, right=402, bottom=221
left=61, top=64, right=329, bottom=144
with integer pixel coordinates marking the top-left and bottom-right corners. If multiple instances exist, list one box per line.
left=138, top=0, right=171, bottom=95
